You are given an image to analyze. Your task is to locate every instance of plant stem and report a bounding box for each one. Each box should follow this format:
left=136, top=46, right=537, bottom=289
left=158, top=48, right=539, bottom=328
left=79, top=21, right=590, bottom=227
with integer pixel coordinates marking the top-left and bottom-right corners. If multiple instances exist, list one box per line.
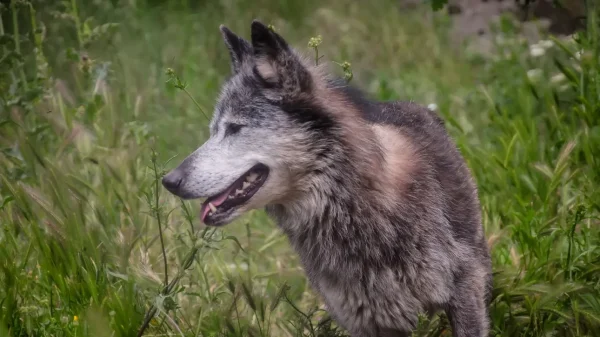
left=284, top=292, right=315, bottom=336
left=181, top=87, right=210, bottom=120
left=151, top=151, right=168, bottom=288
left=179, top=199, right=195, bottom=234
left=70, top=0, right=83, bottom=49
left=27, top=3, right=40, bottom=88
left=137, top=174, right=208, bottom=337
left=11, top=0, right=28, bottom=90
left=137, top=306, right=157, bottom=337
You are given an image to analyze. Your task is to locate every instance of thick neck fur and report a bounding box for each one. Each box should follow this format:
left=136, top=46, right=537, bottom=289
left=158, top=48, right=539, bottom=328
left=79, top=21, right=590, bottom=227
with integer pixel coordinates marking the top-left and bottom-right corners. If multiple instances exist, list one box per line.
left=266, top=80, right=425, bottom=280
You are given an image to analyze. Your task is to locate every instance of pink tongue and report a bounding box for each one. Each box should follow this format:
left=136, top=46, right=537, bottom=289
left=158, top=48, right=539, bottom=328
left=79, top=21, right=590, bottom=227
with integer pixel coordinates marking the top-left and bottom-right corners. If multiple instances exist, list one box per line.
left=201, top=190, right=231, bottom=222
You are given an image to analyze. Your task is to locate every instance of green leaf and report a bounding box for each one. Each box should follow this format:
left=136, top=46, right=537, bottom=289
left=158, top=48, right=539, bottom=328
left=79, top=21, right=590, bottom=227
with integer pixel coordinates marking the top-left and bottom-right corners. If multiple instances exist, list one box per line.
left=431, top=0, right=447, bottom=11
left=554, top=58, right=579, bottom=85
left=0, top=34, right=15, bottom=48
left=0, top=51, right=23, bottom=70
left=224, top=235, right=246, bottom=253
left=550, top=36, right=577, bottom=59
left=0, top=196, right=15, bottom=210
left=241, top=282, right=256, bottom=311
left=66, top=47, right=79, bottom=62
left=106, top=270, right=129, bottom=281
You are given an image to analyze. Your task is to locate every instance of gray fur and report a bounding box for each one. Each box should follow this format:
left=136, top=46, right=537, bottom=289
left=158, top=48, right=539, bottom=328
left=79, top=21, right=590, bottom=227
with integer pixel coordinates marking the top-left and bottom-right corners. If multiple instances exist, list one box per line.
left=163, top=20, right=493, bottom=337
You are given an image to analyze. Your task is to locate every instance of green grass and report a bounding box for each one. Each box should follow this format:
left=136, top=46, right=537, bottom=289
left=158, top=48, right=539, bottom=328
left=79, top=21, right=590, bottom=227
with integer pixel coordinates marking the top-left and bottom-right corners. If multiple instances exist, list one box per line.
left=1, top=0, right=599, bottom=336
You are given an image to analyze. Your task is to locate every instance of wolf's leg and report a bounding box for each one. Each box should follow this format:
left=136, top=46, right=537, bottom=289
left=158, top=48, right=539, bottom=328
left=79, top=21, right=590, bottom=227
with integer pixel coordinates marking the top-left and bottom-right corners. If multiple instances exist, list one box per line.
left=445, top=269, right=490, bottom=337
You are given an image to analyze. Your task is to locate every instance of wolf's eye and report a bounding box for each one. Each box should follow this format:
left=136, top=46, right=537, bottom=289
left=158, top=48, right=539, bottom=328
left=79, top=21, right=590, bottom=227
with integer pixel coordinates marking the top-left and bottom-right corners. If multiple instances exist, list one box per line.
left=225, top=123, right=244, bottom=136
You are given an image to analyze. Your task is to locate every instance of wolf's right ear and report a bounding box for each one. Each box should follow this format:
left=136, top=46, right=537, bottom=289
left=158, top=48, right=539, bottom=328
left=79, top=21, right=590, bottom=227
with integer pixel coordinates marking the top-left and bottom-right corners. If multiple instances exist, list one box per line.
left=220, top=25, right=252, bottom=73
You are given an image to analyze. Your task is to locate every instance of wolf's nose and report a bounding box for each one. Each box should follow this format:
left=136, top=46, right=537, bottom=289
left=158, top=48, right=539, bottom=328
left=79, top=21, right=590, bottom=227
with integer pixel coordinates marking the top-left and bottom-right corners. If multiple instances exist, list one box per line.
left=162, top=171, right=183, bottom=193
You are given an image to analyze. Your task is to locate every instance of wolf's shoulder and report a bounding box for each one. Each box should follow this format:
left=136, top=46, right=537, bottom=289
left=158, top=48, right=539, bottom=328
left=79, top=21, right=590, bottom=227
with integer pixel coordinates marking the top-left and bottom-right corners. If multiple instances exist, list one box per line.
left=362, top=101, right=445, bottom=131
left=333, top=83, right=446, bottom=131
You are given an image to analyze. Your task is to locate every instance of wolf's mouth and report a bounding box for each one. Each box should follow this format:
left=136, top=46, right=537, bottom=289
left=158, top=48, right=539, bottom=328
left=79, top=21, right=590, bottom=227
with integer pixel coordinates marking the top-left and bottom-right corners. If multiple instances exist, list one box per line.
left=200, top=163, right=269, bottom=224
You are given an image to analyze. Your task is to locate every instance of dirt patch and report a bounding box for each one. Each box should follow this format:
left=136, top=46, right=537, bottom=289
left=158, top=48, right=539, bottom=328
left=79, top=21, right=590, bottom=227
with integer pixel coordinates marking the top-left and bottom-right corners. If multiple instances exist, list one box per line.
left=422, top=0, right=586, bottom=54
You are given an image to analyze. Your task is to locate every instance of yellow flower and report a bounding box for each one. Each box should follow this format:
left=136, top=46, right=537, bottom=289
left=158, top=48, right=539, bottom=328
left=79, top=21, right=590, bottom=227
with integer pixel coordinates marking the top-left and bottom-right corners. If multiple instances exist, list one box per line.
left=73, top=315, right=79, bottom=322
left=308, top=35, right=323, bottom=48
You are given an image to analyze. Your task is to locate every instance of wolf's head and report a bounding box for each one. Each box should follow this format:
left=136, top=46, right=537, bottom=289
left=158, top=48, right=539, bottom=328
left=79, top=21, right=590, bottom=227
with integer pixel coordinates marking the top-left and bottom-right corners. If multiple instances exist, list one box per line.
left=162, top=20, right=350, bottom=226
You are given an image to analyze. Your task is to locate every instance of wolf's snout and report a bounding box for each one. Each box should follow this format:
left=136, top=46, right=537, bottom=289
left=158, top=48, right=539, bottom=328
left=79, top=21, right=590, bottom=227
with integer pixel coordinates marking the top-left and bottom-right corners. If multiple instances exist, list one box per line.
left=162, top=170, right=184, bottom=195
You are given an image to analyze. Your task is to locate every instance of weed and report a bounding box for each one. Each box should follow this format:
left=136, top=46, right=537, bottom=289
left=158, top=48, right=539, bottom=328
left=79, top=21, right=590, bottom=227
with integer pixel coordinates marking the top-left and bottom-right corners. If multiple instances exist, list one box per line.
left=0, top=0, right=599, bottom=336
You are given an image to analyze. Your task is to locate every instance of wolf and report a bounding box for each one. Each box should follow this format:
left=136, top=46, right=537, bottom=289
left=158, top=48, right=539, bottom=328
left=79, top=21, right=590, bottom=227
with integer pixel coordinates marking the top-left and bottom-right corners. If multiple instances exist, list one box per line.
left=162, top=20, right=493, bottom=337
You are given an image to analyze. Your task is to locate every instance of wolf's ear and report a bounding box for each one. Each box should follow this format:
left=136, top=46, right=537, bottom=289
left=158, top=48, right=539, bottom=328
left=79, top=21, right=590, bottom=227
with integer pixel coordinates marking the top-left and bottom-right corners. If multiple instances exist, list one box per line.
left=250, top=20, right=290, bottom=59
left=220, top=25, right=252, bottom=73
left=250, top=20, right=312, bottom=96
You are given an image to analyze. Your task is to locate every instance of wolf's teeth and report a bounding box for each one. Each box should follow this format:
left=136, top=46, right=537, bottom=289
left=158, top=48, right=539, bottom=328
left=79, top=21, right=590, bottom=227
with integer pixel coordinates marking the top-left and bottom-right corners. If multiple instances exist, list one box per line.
left=208, top=202, right=217, bottom=212
left=228, top=195, right=234, bottom=199
left=242, top=181, right=251, bottom=190
left=208, top=211, right=213, bottom=216
left=246, top=172, right=258, bottom=182
left=235, top=189, right=244, bottom=196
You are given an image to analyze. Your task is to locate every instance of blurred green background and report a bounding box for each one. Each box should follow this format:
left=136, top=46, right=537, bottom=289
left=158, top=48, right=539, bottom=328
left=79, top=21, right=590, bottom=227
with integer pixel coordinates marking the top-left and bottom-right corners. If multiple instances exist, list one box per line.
left=1, top=0, right=599, bottom=336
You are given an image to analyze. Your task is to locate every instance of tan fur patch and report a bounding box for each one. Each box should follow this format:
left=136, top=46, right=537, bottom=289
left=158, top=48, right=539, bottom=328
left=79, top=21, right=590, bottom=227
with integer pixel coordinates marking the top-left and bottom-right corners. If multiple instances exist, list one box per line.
left=310, top=79, right=381, bottom=177
left=325, top=93, right=382, bottom=180
left=371, top=124, right=418, bottom=195
left=305, top=59, right=418, bottom=202
left=255, top=57, right=277, bottom=82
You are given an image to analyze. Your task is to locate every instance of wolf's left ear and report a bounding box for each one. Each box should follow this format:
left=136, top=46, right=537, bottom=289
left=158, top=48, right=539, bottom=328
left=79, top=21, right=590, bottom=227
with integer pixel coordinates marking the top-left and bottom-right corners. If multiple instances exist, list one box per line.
left=220, top=25, right=252, bottom=73
left=250, top=20, right=312, bottom=96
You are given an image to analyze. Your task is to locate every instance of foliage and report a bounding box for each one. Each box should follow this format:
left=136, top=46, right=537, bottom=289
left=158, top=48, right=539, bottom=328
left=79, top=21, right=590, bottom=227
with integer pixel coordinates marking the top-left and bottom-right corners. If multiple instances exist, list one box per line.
left=0, top=0, right=599, bottom=336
